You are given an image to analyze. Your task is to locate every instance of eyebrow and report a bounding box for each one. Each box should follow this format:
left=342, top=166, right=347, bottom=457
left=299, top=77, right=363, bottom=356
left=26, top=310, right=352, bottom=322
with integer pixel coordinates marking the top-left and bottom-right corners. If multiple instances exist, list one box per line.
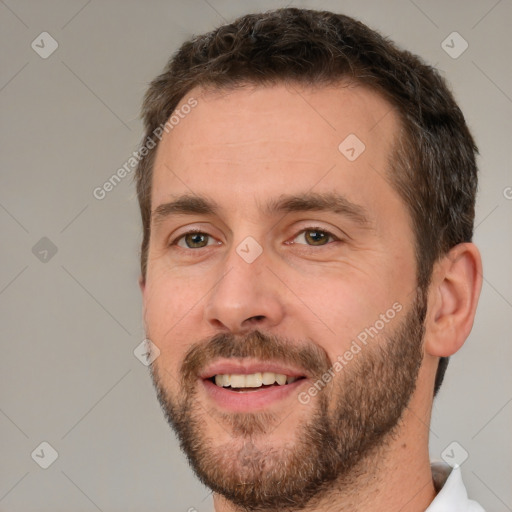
left=151, top=192, right=373, bottom=229
left=152, top=194, right=219, bottom=226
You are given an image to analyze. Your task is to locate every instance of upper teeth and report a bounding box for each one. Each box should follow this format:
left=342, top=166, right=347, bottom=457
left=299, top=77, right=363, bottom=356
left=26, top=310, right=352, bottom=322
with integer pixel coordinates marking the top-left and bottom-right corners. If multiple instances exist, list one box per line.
left=214, top=372, right=298, bottom=388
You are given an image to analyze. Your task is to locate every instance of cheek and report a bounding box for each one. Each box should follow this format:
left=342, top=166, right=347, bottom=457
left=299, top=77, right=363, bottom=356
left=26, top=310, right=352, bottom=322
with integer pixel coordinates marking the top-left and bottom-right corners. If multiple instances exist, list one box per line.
left=310, top=283, right=376, bottom=342
left=143, top=275, right=205, bottom=370
left=298, top=269, right=404, bottom=362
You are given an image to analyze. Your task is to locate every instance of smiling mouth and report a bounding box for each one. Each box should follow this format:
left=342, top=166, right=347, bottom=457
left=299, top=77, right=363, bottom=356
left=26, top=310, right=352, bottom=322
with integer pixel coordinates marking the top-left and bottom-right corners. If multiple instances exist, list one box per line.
left=207, top=372, right=306, bottom=392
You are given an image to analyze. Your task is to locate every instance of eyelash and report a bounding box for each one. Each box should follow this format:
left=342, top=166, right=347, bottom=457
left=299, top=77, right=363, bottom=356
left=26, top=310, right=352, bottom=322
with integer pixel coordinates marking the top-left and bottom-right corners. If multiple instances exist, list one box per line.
left=169, top=227, right=341, bottom=249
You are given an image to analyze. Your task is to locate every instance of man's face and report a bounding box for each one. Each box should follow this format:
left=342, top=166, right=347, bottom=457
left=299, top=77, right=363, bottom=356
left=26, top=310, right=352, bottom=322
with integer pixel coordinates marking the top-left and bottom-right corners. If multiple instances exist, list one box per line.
left=141, top=83, right=425, bottom=509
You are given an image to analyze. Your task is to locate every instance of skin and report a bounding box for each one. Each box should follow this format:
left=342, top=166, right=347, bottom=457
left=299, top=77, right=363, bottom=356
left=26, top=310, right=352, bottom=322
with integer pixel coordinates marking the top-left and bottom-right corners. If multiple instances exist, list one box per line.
left=139, top=82, right=483, bottom=511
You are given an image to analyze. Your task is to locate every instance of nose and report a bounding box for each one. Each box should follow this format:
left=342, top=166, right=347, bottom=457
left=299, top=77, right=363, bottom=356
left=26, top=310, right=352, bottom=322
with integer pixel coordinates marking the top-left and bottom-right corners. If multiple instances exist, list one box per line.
left=203, top=243, right=285, bottom=334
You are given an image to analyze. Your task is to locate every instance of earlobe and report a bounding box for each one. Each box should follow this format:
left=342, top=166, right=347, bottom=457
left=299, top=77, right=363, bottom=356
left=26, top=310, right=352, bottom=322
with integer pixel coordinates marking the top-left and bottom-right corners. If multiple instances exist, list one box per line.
left=424, top=243, right=483, bottom=357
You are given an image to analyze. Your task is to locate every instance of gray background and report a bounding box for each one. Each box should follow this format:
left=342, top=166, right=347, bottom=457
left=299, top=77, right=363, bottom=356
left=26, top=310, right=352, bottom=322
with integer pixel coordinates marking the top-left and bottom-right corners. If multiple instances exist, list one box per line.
left=1, top=1, right=511, bottom=511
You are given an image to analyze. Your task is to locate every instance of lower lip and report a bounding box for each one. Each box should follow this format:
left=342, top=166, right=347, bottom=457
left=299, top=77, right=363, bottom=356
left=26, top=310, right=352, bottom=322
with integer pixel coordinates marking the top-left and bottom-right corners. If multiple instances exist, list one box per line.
left=200, top=378, right=307, bottom=412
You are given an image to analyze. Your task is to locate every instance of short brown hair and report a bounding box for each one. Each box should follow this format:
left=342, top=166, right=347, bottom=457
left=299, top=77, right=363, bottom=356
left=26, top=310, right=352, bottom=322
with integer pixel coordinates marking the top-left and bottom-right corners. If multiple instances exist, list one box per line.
left=135, top=8, right=478, bottom=395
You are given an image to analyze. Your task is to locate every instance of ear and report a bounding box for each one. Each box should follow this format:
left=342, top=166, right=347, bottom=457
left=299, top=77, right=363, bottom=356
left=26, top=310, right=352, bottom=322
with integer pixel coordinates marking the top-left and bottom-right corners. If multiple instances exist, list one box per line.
left=138, top=274, right=146, bottom=295
left=139, top=274, right=150, bottom=333
left=424, top=243, right=483, bottom=357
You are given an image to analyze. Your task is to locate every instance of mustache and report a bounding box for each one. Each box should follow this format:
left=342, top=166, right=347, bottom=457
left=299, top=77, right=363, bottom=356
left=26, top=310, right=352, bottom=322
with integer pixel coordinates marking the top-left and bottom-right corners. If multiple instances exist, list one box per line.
left=180, top=330, right=332, bottom=386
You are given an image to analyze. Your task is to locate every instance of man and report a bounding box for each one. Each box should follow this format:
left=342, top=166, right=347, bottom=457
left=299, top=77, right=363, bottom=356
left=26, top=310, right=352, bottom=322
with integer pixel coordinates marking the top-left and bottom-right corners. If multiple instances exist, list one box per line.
left=136, top=8, right=484, bottom=511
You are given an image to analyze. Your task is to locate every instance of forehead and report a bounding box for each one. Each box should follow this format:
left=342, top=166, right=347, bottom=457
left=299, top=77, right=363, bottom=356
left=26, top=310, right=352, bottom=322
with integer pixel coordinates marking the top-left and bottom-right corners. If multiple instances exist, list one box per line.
left=151, top=82, right=404, bottom=225
left=161, top=81, right=397, bottom=158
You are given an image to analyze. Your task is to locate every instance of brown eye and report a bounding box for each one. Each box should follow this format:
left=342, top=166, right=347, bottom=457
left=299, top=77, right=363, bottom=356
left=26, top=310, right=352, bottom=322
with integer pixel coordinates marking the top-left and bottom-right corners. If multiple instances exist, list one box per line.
left=304, top=230, right=330, bottom=246
left=179, top=232, right=210, bottom=248
left=292, top=229, right=336, bottom=246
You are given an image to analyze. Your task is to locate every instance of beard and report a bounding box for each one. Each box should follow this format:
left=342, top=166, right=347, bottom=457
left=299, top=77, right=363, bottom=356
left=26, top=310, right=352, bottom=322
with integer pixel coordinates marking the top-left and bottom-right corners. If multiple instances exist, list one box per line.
left=149, top=287, right=427, bottom=512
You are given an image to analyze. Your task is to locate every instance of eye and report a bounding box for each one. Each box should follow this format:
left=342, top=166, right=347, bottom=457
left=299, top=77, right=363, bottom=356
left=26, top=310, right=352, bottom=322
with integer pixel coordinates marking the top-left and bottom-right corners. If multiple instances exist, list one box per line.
left=291, top=228, right=338, bottom=246
left=173, top=231, right=218, bottom=249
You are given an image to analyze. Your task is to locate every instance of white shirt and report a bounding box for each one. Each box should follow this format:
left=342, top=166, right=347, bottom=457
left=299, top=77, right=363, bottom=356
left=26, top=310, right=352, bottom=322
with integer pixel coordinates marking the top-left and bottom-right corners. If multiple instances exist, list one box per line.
left=426, top=462, right=486, bottom=511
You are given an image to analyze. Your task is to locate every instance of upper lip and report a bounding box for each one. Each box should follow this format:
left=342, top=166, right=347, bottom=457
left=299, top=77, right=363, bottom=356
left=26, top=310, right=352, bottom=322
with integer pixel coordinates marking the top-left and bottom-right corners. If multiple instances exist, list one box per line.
left=198, top=359, right=309, bottom=379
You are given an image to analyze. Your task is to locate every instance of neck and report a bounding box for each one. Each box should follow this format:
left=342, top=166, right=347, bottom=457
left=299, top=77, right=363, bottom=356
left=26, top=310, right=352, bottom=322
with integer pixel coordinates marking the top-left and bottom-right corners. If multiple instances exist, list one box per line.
left=213, top=399, right=436, bottom=512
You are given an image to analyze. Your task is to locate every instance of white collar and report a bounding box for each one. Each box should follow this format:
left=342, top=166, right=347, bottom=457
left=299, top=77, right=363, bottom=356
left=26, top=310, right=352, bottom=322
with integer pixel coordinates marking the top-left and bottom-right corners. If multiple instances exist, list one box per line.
left=426, top=462, right=486, bottom=511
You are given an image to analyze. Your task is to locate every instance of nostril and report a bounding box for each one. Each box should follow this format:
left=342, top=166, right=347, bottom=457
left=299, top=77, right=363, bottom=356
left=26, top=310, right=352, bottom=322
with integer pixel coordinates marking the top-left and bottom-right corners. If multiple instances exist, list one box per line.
left=248, top=315, right=265, bottom=322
